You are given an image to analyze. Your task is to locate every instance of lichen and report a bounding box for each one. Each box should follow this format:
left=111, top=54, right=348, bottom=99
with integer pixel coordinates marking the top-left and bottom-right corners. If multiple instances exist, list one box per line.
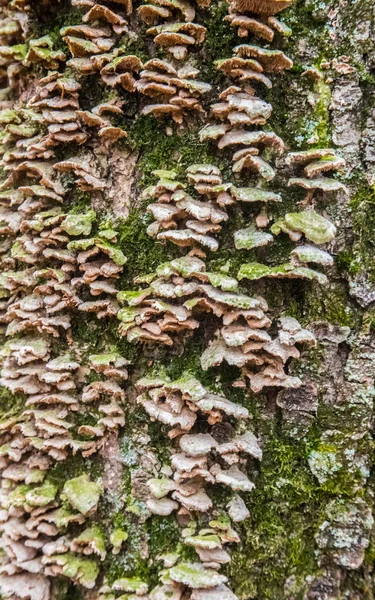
left=0, top=0, right=372, bottom=598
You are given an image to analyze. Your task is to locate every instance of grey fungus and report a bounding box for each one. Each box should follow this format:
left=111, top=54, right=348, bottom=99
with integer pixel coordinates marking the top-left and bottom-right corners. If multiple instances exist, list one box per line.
left=137, top=59, right=211, bottom=124
left=0, top=10, right=134, bottom=590
left=286, top=148, right=348, bottom=205
left=0, top=0, right=341, bottom=598
left=144, top=166, right=228, bottom=250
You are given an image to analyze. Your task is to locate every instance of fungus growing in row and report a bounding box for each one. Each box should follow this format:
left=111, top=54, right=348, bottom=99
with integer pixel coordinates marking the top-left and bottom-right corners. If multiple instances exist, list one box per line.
left=117, top=255, right=203, bottom=346
left=146, top=421, right=260, bottom=515
left=144, top=165, right=228, bottom=251
left=201, top=312, right=316, bottom=392
left=79, top=353, right=128, bottom=439
left=0, top=0, right=28, bottom=90
left=145, top=21, right=206, bottom=60
left=0, top=470, right=103, bottom=595
left=54, top=156, right=106, bottom=191
left=142, top=519, right=243, bottom=598
left=286, top=148, right=348, bottom=206
left=0, top=29, right=131, bottom=590
left=67, top=228, right=127, bottom=318
left=236, top=208, right=337, bottom=285
left=138, top=0, right=209, bottom=60
left=200, top=0, right=292, bottom=183
left=27, top=72, right=88, bottom=149
left=137, top=58, right=211, bottom=125
left=77, top=97, right=130, bottom=146
left=137, top=0, right=199, bottom=27
left=137, top=0, right=211, bottom=125
left=136, top=369, right=256, bottom=596
left=200, top=122, right=284, bottom=178
left=136, top=373, right=249, bottom=438
left=117, top=253, right=260, bottom=347
left=62, top=1, right=139, bottom=89
left=225, top=0, right=293, bottom=41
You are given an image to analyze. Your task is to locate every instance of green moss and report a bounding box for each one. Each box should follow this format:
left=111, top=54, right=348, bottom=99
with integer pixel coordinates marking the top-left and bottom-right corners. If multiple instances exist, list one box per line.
left=0, top=385, right=25, bottom=417
left=127, top=117, right=231, bottom=188
left=116, top=212, right=172, bottom=283
left=230, top=432, right=319, bottom=600
left=49, top=454, right=103, bottom=490
left=199, top=1, right=237, bottom=82
left=349, top=184, right=375, bottom=280
left=304, top=281, right=356, bottom=327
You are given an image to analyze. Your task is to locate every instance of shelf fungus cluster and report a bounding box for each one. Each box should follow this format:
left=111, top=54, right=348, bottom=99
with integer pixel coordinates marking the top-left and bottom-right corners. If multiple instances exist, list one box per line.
left=225, top=0, right=293, bottom=40
left=136, top=373, right=259, bottom=599
left=143, top=165, right=229, bottom=252
left=97, top=552, right=241, bottom=600
left=286, top=148, right=348, bottom=206
left=0, top=0, right=29, bottom=91
left=235, top=147, right=345, bottom=286
left=199, top=0, right=293, bottom=177
left=138, top=0, right=208, bottom=61
left=62, top=0, right=136, bottom=85
left=0, top=13, right=67, bottom=91
left=0, top=473, right=104, bottom=597
left=117, top=239, right=316, bottom=388
left=137, top=0, right=212, bottom=124
left=0, top=2, right=132, bottom=595
left=136, top=58, right=211, bottom=125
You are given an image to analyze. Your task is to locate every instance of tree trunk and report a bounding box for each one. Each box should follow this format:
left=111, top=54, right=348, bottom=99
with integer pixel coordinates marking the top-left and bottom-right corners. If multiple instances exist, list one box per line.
left=0, top=0, right=374, bottom=599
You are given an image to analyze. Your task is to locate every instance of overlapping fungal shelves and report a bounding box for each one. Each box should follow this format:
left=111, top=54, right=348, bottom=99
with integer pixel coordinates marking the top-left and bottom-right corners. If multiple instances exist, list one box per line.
left=0, top=0, right=373, bottom=598
left=136, top=0, right=211, bottom=124
left=0, top=0, right=130, bottom=597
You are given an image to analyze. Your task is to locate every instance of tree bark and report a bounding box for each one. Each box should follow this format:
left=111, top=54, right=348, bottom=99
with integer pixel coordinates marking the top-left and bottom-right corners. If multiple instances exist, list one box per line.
left=0, top=0, right=374, bottom=599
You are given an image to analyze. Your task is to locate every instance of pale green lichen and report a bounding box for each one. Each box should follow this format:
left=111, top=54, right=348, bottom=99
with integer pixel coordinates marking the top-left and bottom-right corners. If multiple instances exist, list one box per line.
left=308, top=450, right=343, bottom=484
left=234, top=227, right=274, bottom=250
left=61, top=211, right=95, bottom=236
left=271, top=211, right=336, bottom=244
left=61, top=475, right=102, bottom=515
left=237, top=262, right=328, bottom=284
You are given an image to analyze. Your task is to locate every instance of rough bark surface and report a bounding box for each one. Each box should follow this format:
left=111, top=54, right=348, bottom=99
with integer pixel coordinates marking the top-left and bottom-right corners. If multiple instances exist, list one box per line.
left=0, top=0, right=374, bottom=599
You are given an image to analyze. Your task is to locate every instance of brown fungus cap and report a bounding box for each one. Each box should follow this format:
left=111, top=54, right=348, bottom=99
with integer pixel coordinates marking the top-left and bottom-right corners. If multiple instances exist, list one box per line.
left=234, top=45, right=293, bottom=72
left=224, top=14, right=274, bottom=41
left=228, top=0, right=293, bottom=16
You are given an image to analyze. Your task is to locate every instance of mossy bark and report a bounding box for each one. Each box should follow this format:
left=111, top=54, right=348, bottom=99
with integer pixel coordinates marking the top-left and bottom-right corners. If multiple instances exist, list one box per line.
left=1, top=0, right=375, bottom=599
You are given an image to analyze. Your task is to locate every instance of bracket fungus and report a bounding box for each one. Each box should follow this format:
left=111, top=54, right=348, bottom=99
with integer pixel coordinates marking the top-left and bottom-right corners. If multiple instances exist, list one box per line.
left=286, top=148, right=348, bottom=205
left=145, top=21, right=206, bottom=61
left=144, top=165, right=228, bottom=250
left=201, top=306, right=316, bottom=391
left=137, top=58, right=211, bottom=124
left=271, top=210, right=337, bottom=244
left=0, top=9, right=133, bottom=589
left=137, top=0, right=211, bottom=125
left=199, top=0, right=293, bottom=186
left=0, top=0, right=342, bottom=598
left=136, top=371, right=257, bottom=599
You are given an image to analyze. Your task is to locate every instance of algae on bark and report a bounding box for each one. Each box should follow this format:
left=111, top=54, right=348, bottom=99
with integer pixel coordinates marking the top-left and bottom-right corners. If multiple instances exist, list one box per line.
left=0, top=0, right=374, bottom=599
